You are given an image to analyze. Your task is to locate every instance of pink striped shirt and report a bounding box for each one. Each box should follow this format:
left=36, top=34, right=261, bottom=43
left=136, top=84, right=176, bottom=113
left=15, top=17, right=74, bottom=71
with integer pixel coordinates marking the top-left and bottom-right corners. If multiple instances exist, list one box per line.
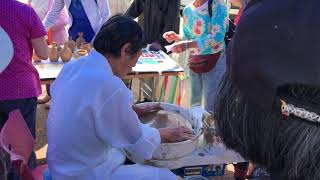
left=0, top=0, right=46, bottom=100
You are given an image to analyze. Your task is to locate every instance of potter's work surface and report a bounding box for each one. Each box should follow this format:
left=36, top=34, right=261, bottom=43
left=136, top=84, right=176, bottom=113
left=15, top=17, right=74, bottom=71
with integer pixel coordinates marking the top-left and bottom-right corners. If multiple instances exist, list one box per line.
left=139, top=110, right=193, bottom=130
left=146, top=136, right=246, bottom=170
left=34, top=49, right=183, bottom=81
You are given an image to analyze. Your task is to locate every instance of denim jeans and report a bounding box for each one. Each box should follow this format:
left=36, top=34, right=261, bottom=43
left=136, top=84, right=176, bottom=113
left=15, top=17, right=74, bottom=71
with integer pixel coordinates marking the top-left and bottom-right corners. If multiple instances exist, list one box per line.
left=189, top=51, right=226, bottom=112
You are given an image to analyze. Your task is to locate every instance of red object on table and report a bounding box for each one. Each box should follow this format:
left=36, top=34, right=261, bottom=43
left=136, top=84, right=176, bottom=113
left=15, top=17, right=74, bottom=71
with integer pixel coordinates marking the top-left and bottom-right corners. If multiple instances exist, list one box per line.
left=47, top=29, right=54, bottom=45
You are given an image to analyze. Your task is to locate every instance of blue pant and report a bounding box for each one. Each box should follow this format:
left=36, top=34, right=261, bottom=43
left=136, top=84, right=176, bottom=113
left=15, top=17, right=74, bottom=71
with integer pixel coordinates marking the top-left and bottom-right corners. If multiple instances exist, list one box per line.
left=189, top=52, right=226, bottom=112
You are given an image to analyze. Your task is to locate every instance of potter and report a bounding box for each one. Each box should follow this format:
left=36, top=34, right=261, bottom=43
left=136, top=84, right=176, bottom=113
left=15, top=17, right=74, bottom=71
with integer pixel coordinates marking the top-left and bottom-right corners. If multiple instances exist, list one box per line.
left=46, top=15, right=193, bottom=180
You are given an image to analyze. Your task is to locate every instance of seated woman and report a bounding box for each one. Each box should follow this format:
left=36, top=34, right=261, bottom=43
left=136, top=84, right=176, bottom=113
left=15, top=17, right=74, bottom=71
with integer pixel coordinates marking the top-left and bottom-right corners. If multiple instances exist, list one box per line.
left=214, top=0, right=320, bottom=179
left=46, top=15, right=193, bottom=180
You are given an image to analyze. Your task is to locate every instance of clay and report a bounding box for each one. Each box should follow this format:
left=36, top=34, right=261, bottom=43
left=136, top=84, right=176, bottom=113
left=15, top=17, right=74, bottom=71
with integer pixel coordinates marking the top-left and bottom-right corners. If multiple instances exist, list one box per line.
left=76, top=32, right=86, bottom=49
left=60, top=43, right=72, bottom=62
left=49, top=43, right=59, bottom=62
left=80, top=42, right=91, bottom=53
left=140, top=110, right=192, bottom=130
left=76, top=49, right=88, bottom=57
left=66, top=37, right=76, bottom=52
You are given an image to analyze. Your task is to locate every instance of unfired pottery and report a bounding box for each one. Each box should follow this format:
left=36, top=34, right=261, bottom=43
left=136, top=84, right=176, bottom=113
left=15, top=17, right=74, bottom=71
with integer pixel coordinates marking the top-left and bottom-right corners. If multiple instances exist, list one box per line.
left=76, top=32, right=86, bottom=49
left=77, top=49, right=88, bottom=57
left=60, top=43, right=73, bottom=62
left=49, top=43, right=59, bottom=62
left=66, top=37, right=76, bottom=52
left=80, top=42, right=91, bottom=53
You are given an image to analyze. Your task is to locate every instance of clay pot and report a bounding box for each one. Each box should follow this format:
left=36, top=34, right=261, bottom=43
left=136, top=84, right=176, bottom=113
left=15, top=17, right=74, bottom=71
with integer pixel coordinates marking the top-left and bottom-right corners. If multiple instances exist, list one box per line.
left=60, top=43, right=73, bottom=62
left=32, top=50, right=41, bottom=62
left=66, top=37, right=76, bottom=52
left=49, top=43, right=59, bottom=62
left=80, top=42, right=91, bottom=53
left=76, top=32, right=86, bottom=49
left=77, top=49, right=88, bottom=57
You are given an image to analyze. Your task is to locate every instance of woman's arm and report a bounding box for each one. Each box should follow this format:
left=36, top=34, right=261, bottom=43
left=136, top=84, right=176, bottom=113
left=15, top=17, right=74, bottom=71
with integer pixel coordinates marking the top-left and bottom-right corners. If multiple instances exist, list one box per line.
left=42, top=0, right=66, bottom=29
left=49, top=8, right=69, bottom=31
left=125, top=0, right=144, bottom=19
left=32, top=37, right=48, bottom=59
left=29, top=7, right=48, bottom=59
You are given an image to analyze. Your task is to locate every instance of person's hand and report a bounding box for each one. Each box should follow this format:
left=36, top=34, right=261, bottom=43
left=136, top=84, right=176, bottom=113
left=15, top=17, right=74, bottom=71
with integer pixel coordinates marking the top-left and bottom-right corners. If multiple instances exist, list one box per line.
left=159, top=126, right=194, bottom=143
left=163, top=31, right=180, bottom=43
left=172, top=42, right=187, bottom=54
left=133, top=103, right=162, bottom=117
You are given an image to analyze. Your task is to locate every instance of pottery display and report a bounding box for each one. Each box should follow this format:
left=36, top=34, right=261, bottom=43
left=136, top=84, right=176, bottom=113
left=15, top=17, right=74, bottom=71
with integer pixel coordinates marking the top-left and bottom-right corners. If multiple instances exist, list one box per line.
left=80, top=42, right=91, bottom=53
left=75, top=32, right=86, bottom=49
left=60, top=43, right=73, bottom=62
left=48, top=43, right=59, bottom=62
left=66, top=37, right=76, bottom=52
left=32, top=50, right=41, bottom=62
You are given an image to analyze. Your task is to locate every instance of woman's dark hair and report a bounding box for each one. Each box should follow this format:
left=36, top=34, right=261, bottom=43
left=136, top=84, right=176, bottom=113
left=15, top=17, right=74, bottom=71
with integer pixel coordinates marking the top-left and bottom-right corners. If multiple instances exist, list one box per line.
left=93, top=14, right=147, bottom=58
left=214, top=71, right=320, bottom=179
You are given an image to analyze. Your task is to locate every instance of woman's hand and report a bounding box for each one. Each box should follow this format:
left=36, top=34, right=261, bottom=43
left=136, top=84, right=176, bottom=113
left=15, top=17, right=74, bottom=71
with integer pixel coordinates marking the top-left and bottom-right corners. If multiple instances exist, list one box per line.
left=133, top=103, right=162, bottom=117
left=159, top=126, right=194, bottom=143
left=172, top=42, right=187, bottom=54
left=172, top=41, right=198, bottom=54
left=163, top=31, right=181, bottom=43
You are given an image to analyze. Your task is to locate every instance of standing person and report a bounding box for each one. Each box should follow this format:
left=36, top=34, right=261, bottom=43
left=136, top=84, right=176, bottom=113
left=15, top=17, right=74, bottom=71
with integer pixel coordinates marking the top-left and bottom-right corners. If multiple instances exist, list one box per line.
left=126, top=0, right=181, bottom=102
left=29, top=0, right=69, bottom=45
left=214, top=0, right=320, bottom=179
left=163, top=0, right=228, bottom=112
left=43, top=0, right=111, bottom=42
left=0, top=0, right=48, bottom=170
left=41, top=0, right=111, bottom=108
left=126, top=0, right=180, bottom=49
left=47, top=15, right=192, bottom=179
left=108, top=0, right=131, bottom=15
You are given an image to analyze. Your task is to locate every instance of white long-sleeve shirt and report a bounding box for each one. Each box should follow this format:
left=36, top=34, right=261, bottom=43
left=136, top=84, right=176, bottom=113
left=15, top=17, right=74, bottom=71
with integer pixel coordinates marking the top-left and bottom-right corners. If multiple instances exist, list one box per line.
left=47, top=51, right=162, bottom=179
left=108, top=0, right=131, bottom=15
left=43, top=0, right=110, bottom=34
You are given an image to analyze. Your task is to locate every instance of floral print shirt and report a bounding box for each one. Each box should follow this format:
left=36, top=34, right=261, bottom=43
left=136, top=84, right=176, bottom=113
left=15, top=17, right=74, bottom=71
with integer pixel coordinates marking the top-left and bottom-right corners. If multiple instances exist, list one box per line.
left=182, top=0, right=228, bottom=55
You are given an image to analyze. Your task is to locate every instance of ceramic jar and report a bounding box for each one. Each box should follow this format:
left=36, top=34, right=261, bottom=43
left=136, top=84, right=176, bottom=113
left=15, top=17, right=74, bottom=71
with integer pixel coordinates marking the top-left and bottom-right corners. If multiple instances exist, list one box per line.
left=80, top=42, right=91, bottom=53
left=66, top=37, right=76, bottom=52
left=49, top=43, right=59, bottom=62
left=76, top=32, right=86, bottom=49
left=60, top=43, right=73, bottom=62
left=76, top=49, right=88, bottom=57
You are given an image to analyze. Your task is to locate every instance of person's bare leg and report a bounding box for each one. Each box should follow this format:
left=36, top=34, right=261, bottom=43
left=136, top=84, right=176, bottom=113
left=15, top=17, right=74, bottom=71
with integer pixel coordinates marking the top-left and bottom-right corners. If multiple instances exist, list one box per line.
left=37, top=85, right=51, bottom=104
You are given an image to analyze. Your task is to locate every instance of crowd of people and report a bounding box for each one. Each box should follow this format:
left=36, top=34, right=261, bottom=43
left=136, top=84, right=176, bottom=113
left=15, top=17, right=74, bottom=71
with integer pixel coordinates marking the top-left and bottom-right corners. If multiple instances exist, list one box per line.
left=1, top=0, right=320, bottom=179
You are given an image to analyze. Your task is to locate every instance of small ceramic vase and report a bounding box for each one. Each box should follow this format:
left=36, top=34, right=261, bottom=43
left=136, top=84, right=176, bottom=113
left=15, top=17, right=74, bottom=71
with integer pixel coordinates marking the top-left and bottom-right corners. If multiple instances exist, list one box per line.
left=49, top=43, right=59, bottom=62
left=76, top=32, right=86, bottom=49
left=60, top=43, right=73, bottom=62
left=77, top=49, right=88, bottom=57
left=66, top=37, right=76, bottom=52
